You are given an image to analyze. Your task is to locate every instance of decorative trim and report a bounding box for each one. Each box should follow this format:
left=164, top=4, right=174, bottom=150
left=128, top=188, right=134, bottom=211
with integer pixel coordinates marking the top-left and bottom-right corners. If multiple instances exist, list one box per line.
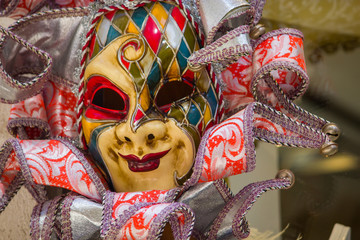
left=254, top=128, right=322, bottom=148
left=0, top=172, right=24, bottom=213
left=188, top=25, right=251, bottom=67
left=165, top=188, right=181, bottom=202
left=0, top=141, right=25, bottom=213
left=207, top=178, right=291, bottom=240
left=101, top=190, right=153, bottom=239
left=213, top=179, right=233, bottom=202
left=148, top=203, right=195, bottom=240
left=30, top=201, right=43, bottom=240
left=60, top=192, right=78, bottom=239
left=0, top=27, right=51, bottom=103
left=249, top=0, right=266, bottom=27
left=0, top=26, right=52, bottom=89
left=56, top=138, right=108, bottom=198
left=41, top=195, right=63, bottom=240
left=7, top=117, right=51, bottom=139
left=263, top=74, right=328, bottom=129
left=100, top=190, right=114, bottom=236
left=206, top=8, right=252, bottom=44
left=8, top=138, right=48, bottom=202
left=251, top=60, right=309, bottom=103
left=232, top=178, right=290, bottom=238
left=181, top=126, right=215, bottom=190
left=244, top=103, right=256, bottom=172
left=252, top=28, right=304, bottom=49
left=232, top=217, right=249, bottom=239
left=252, top=102, right=329, bottom=148
left=0, top=0, right=20, bottom=16
left=0, top=7, right=89, bottom=104
left=5, top=7, right=89, bottom=33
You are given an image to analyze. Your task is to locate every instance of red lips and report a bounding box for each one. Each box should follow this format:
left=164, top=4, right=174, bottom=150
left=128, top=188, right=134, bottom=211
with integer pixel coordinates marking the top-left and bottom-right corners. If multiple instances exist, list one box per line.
left=118, top=149, right=171, bottom=172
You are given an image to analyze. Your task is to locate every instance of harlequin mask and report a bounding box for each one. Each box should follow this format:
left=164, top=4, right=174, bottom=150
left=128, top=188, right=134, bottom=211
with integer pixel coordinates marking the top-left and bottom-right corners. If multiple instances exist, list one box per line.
left=81, top=2, right=219, bottom=192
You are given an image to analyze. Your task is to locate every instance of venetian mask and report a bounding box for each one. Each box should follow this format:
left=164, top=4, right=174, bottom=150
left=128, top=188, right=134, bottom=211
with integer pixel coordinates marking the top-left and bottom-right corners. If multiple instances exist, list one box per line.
left=81, top=2, right=218, bottom=192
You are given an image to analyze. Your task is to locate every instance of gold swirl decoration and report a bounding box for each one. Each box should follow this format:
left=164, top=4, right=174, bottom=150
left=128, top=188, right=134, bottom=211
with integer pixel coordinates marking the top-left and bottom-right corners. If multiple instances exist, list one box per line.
left=117, top=34, right=146, bottom=67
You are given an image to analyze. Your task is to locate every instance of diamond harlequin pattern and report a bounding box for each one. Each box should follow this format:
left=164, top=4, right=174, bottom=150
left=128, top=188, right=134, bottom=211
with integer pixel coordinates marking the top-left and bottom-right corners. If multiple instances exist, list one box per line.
left=90, top=2, right=200, bottom=91
left=88, top=1, right=219, bottom=134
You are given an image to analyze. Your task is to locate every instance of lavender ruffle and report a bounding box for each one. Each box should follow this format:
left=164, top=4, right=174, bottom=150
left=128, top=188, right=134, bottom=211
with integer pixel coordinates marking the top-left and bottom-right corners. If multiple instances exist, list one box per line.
left=207, top=177, right=291, bottom=239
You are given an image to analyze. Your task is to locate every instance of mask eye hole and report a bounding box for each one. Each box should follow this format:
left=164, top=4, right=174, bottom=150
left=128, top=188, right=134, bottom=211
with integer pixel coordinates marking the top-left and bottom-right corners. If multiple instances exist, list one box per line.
left=91, top=87, right=126, bottom=111
left=84, top=76, right=129, bottom=121
left=155, top=81, right=193, bottom=110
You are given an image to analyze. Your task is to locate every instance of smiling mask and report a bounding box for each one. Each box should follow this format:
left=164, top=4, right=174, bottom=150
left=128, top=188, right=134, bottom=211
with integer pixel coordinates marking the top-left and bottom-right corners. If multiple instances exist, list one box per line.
left=81, top=2, right=218, bottom=192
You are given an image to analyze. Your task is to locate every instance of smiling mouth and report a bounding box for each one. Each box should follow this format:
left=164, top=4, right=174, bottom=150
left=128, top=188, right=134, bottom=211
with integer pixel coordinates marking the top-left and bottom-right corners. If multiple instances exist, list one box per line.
left=118, top=149, right=171, bottom=172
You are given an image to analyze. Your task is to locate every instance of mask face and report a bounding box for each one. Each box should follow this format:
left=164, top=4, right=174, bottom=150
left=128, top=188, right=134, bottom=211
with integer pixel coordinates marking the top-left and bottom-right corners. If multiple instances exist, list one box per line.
left=82, top=2, right=218, bottom=192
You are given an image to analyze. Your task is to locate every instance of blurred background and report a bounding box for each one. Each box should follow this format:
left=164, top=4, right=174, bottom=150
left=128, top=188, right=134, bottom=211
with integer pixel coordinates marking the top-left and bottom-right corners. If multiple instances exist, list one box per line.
left=249, top=0, right=360, bottom=239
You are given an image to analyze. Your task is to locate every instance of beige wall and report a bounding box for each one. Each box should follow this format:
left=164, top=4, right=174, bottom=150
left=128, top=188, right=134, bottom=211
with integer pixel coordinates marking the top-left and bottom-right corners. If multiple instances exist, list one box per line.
left=229, top=142, right=281, bottom=234
left=0, top=104, right=35, bottom=240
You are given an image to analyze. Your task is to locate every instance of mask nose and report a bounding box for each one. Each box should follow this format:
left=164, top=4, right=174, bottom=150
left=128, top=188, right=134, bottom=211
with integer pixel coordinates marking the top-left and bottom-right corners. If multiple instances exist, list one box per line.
left=128, top=82, right=164, bottom=131
left=130, top=105, right=164, bottom=131
left=115, top=116, right=169, bottom=153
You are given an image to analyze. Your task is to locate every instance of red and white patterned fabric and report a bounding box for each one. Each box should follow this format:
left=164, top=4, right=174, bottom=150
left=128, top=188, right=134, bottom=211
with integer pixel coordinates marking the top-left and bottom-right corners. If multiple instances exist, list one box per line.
left=6, top=0, right=44, bottom=19
left=221, top=55, right=254, bottom=111
left=221, top=30, right=306, bottom=114
left=0, top=139, right=104, bottom=201
left=6, top=0, right=93, bottom=19
left=0, top=138, right=195, bottom=239
left=0, top=152, right=20, bottom=198
left=200, top=112, right=247, bottom=182
left=199, top=104, right=302, bottom=183
left=112, top=190, right=171, bottom=219
left=42, top=81, right=78, bottom=138
left=54, top=0, right=93, bottom=8
left=9, top=94, right=47, bottom=121
left=9, top=81, right=78, bottom=139
left=102, top=201, right=194, bottom=240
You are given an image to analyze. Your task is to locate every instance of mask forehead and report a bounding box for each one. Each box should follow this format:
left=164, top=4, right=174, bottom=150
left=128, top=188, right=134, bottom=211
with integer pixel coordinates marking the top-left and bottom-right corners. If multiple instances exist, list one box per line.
left=86, top=2, right=218, bottom=139
left=90, top=2, right=196, bottom=92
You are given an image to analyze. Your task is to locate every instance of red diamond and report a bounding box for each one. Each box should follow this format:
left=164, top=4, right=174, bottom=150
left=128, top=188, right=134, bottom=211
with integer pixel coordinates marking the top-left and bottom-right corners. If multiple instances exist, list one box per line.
left=197, top=121, right=203, bottom=135
left=105, top=11, right=116, bottom=20
left=182, top=69, right=195, bottom=83
left=134, top=108, right=145, bottom=122
left=142, top=17, right=162, bottom=53
left=171, top=7, right=186, bottom=31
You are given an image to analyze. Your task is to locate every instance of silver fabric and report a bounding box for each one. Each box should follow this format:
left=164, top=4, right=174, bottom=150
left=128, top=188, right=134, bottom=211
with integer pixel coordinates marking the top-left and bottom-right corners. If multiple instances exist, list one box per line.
left=70, top=197, right=102, bottom=240
left=3, top=13, right=85, bottom=84
left=182, top=0, right=203, bottom=30
left=39, top=200, right=51, bottom=233
left=178, top=182, right=228, bottom=234
left=0, top=72, right=38, bottom=103
left=0, top=10, right=86, bottom=102
left=216, top=192, right=248, bottom=239
left=38, top=201, right=60, bottom=240
left=59, top=183, right=230, bottom=239
left=198, top=0, right=249, bottom=42
left=42, top=183, right=232, bottom=239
